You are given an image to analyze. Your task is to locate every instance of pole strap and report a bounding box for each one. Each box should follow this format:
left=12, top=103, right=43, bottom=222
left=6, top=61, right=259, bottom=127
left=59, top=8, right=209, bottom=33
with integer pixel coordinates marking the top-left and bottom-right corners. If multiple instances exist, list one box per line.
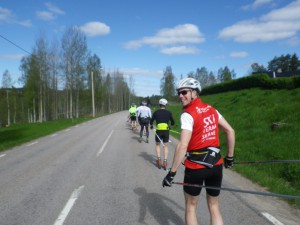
left=172, top=182, right=300, bottom=200
left=234, top=159, right=300, bottom=165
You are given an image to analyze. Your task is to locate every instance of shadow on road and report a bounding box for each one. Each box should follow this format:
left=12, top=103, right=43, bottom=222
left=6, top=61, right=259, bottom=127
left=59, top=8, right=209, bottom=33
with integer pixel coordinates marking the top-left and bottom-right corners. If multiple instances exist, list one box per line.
left=134, top=187, right=184, bottom=225
left=138, top=152, right=157, bottom=168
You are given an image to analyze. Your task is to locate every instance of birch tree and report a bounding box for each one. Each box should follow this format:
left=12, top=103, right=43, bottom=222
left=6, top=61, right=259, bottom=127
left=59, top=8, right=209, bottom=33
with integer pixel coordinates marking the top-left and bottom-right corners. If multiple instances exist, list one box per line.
left=160, top=66, right=176, bottom=99
left=61, top=26, right=88, bottom=118
left=2, top=70, right=12, bottom=126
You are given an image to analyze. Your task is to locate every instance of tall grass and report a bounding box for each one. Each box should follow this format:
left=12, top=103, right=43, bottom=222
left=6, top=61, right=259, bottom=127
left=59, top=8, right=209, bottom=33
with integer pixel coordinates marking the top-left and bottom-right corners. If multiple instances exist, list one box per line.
left=168, top=88, right=300, bottom=207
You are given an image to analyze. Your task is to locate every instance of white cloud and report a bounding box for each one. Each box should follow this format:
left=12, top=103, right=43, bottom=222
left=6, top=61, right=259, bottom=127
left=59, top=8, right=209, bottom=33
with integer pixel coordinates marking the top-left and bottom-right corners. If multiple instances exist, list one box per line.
left=36, top=3, right=65, bottom=21
left=0, top=7, right=31, bottom=27
left=124, top=24, right=205, bottom=53
left=261, top=0, right=300, bottom=21
left=0, top=7, right=14, bottom=22
left=18, top=19, right=32, bottom=27
left=79, top=22, right=110, bottom=37
left=219, top=1, right=300, bottom=43
left=45, top=3, right=65, bottom=15
left=117, top=67, right=163, bottom=79
left=242, top=0, right=273, bottom=10
left=0, top=54, right=25, bottom=60
left=36, top=11, right=55, bottom=21
left=160, top=46, right=199, bottom=55
left=230, top=51, right=249, bottom=58
left=104, top=67, right=163, bottom=96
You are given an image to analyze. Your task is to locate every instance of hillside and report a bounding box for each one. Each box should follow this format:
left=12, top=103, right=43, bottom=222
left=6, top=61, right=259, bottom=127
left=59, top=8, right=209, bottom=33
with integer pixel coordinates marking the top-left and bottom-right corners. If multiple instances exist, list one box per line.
left=168, top=87, right=300, bottom=207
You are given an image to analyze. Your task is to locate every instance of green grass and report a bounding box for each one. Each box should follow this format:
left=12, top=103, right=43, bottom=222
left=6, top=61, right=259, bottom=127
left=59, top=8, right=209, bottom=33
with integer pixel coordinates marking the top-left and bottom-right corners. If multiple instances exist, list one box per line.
left=167, top=88, right=300, bottom=207
left=0, top=118, right=92, bottom=151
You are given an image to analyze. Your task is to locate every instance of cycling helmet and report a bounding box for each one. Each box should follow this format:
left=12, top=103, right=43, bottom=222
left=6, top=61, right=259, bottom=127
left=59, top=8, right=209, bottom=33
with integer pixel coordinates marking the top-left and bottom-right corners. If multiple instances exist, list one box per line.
left=159, top=98, right=168, bottom=106
left=176, top=77, right=201, bottom=93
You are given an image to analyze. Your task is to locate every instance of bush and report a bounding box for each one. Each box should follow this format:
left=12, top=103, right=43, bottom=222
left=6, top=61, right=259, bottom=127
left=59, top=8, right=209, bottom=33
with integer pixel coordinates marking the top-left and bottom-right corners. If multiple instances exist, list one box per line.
left=202, top=74, right=300, bottom=95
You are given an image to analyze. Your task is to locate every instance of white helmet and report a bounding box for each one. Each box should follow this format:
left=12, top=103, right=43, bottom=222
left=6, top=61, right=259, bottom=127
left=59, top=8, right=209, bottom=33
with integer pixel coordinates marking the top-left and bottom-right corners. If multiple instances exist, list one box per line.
left=159, top=98, right=168, bottom=106
left=177, top=78, right=201, bottom=93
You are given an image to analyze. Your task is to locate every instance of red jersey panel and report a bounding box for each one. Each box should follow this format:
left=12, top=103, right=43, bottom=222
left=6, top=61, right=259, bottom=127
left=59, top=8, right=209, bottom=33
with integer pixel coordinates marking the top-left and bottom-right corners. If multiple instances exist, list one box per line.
left=183, top=98, right=223, bottom=169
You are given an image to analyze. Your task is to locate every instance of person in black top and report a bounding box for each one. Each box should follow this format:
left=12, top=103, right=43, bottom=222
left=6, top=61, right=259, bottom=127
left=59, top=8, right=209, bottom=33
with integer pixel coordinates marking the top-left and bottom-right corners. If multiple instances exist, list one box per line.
left=150, top=98, right=175, bottom=170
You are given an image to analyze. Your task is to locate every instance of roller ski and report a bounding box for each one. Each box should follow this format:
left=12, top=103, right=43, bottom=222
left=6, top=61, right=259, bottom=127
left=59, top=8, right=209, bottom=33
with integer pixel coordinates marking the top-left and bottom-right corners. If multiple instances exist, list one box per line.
left=156, top=158, right=162, bottom=169
left=138, top=136, right=149, bottom=143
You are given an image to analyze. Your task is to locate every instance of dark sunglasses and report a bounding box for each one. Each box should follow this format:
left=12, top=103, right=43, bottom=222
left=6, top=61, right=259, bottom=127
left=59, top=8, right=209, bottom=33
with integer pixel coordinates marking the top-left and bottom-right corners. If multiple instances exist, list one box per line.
left=177, top=90, right=189, bottom=96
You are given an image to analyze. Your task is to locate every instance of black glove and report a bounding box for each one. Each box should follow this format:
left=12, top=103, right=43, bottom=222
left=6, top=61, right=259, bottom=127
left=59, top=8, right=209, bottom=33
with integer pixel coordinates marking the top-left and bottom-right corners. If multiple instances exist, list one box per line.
left=150, top=125, right=153, bottom=129
left=224, top=156, right=234, bottom=168
left=162, top=170, right=176, bottom=187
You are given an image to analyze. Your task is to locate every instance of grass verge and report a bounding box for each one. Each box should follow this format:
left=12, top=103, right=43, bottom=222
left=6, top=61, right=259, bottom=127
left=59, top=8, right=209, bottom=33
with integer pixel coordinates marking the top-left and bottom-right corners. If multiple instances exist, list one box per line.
left=0, top=118, right=92, bottom=151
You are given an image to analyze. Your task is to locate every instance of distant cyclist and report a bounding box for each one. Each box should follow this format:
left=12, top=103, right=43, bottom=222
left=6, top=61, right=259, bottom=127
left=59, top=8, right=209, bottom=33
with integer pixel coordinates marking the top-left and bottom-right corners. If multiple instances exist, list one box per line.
left=150, top=98, right=175, bottom=170
left=136, top=100, right=152, bottom=143
left=128, top=103, right=137, bottom=129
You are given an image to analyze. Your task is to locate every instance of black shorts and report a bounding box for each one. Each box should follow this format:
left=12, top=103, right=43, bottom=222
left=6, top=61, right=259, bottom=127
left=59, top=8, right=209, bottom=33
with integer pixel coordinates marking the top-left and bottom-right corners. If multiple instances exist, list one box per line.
left=130, top=116, right=136, bottom=121
left=155, top=130, right=169, bottom=143
left=183, top=164, right=223, bottom=197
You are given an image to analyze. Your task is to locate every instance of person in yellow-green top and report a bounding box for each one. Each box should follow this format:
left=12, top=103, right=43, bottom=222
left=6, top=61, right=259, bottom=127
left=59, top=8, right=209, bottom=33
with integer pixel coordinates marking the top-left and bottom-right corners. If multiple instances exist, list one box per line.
left=128, top=103, right=137, bottom=130
left=150, top=98, right=175, bottom=170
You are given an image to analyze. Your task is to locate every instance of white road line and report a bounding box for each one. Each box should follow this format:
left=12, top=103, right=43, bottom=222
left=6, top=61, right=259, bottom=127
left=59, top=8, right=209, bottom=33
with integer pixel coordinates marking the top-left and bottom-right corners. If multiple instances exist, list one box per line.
left=0, top=154, right=6, bottom=158
left=26, top=141, right=38, bottom=146
left=51, top=133, right=57, bottom=137
left=97, top=130, right=114, bottom=157
left=262, top=212, right=284, bottom=225
left=64, top=129, right=71, bottom=132
left=53, top=185, right=85, bottom=225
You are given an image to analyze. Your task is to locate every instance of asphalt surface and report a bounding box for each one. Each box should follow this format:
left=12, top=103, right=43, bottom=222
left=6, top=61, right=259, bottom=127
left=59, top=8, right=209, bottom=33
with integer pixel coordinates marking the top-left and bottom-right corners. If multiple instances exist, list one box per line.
left=0, top=111, right=299, bottom=225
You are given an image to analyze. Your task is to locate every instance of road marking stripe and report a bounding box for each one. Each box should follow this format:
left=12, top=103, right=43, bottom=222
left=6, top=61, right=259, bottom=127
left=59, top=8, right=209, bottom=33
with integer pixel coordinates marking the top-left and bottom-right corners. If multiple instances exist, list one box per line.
left=51, top=133, right=57, bottom=137
left=262, top=212, right=284, bottom=225
left=53, top=185, right=84, bottom=225
left=26, top=141, right=38, bottom=146
left=97, top=130, right=114, bottom=157
left=0, top=154, right=6, bottom=158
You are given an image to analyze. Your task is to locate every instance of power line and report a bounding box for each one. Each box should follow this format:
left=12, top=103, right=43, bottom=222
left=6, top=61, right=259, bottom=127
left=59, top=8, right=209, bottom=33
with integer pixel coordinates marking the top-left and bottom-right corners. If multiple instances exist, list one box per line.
left=0, top=34, right=32, bottom=55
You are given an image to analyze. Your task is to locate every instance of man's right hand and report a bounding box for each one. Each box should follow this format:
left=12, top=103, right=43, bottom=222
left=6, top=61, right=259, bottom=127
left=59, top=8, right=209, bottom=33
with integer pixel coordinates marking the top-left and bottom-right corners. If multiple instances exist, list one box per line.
left=162, top=171, right=176, bottom=187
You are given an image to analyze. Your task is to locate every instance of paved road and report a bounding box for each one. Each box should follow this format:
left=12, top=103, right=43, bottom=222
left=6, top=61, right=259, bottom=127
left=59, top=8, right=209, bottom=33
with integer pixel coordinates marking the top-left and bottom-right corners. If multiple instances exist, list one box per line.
left=0, top=111, right=299, bottom=225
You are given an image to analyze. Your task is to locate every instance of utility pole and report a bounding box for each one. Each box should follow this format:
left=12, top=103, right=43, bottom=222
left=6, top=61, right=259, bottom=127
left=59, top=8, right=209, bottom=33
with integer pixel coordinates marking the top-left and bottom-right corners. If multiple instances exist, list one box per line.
left=91, top=71, right=95, bottom=117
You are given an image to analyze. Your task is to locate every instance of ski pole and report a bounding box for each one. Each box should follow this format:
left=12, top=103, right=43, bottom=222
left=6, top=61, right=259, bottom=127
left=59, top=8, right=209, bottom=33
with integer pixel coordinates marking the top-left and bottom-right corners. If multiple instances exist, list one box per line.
left=151, top=129, right=164, bottom=146
left=234, top=159, right=300, bottom=165
left=172, top=182, right=300, bottom=200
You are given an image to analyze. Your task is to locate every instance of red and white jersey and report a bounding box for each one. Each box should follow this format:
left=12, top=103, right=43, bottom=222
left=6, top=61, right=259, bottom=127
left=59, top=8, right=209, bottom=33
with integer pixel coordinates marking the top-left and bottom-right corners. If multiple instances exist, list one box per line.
left=181, top=98, right=223, bottom=169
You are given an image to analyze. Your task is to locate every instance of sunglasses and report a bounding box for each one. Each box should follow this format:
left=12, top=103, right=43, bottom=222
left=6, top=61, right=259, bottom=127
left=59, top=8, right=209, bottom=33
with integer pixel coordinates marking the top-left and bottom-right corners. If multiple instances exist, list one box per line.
left=177, top=90, right=189, bottom=96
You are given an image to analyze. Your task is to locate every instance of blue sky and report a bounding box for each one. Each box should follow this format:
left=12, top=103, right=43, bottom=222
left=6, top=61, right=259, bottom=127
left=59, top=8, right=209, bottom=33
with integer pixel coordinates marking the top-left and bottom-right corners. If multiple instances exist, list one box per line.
left=1, top=0, right=300, bottom=97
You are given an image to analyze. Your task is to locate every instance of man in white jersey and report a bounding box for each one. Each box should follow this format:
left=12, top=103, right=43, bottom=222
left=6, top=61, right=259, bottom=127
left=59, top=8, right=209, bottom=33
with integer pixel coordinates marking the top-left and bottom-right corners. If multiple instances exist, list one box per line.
left=136, top=100, right=152, bottom=143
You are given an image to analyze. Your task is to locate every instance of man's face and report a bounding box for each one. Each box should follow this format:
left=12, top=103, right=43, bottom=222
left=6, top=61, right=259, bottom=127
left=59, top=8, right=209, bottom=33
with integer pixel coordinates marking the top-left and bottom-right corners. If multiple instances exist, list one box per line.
left=177, top=89, right=194, bottom=107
